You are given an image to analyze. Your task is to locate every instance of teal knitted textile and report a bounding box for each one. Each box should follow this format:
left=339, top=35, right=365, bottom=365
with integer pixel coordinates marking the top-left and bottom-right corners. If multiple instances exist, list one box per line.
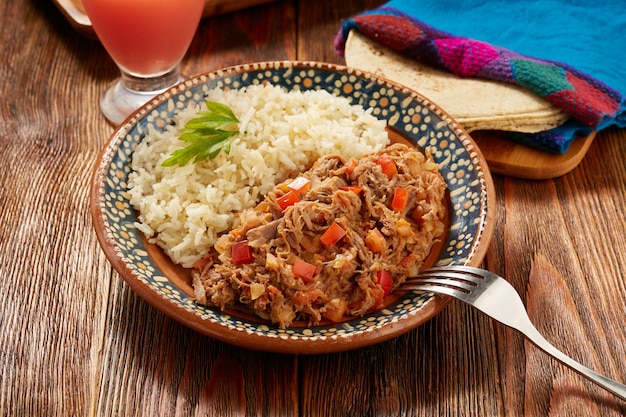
left=335, top=0, right=626, bottom=153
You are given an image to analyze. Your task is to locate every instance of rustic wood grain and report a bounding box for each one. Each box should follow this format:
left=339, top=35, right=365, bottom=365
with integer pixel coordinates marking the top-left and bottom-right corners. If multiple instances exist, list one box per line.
left=490, top=127, right=626, bottom=416
left=1, top=0, right=626, bottom=416
left=185, top=1, right=297, bottom=75
left=525, top=255, right=625, bottom=416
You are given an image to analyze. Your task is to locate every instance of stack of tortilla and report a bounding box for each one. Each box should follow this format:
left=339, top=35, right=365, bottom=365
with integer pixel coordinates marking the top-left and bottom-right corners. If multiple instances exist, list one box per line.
left=344, top=31, right=569, bottom=135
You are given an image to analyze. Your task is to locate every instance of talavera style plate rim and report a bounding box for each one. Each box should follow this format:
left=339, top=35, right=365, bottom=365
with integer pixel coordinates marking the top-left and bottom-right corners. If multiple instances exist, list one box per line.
left=90, top=61, right=495, bottom=354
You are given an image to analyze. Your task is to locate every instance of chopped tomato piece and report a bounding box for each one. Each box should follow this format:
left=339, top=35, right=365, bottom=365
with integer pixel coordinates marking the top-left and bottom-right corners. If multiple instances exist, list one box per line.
left=375, top=153, right=398, bottom=179
left=391, top=187, right=409, bottom=211
left=287, top=176, right=311, bottom=194
left=344, top=158, right=358, bottom=175
left=293, top=259, right=317, bottom=283
left=377, top=270, right=393, bottom=297
left=277, top=190, right=299, bottom=210
left=339, top=185, right=364, bottom=195
left=320, top=222, right=347, bottom=249
left=365, top=228, right=386, bottom=253
left=231, top=240, right=253, bottom=264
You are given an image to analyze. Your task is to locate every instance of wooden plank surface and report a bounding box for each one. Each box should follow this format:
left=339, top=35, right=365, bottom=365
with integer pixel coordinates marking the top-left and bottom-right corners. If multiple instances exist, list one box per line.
left=1, top=0, right=625, bottom=416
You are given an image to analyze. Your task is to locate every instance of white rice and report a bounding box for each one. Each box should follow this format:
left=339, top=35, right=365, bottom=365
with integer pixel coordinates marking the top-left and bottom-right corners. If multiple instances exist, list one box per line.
left=128, top=84, right=390, bottom=268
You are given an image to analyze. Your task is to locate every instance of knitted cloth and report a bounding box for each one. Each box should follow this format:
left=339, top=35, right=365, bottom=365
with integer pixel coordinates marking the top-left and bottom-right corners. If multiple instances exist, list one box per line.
left=335, top=0, right=626, bottom=153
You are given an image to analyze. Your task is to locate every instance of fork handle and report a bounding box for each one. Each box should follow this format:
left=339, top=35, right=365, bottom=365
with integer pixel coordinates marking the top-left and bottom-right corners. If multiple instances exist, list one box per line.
left=516, top=321, right=626, bottom=401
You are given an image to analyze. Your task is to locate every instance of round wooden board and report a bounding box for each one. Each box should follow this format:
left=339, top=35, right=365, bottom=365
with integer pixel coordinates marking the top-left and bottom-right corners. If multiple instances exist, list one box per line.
left=471, top=130, right=597, bottom=179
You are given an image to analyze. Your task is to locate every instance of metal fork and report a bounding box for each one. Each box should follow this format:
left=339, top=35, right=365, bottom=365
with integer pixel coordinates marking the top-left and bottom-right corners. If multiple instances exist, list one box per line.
left=400, top=265, right=626, bottom=401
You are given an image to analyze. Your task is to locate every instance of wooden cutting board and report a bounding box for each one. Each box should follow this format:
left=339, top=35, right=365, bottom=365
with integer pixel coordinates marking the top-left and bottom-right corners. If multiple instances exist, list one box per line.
left=470, top=130, right=596, bottom=180
left=53, top=0, right=277, bottom=39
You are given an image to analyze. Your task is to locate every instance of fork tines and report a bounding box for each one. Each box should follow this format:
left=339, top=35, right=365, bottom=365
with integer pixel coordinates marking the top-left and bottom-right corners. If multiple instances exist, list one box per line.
left=399, top=265, right=487, bottom=295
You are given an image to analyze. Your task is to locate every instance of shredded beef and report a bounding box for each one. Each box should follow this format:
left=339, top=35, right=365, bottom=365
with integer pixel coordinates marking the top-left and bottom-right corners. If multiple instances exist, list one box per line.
left=192, top=143, right=447, bottom=328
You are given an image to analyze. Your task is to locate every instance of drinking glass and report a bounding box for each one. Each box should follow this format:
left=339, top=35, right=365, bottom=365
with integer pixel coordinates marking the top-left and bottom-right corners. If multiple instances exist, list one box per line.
left=82, top=0, right=205, bottom=125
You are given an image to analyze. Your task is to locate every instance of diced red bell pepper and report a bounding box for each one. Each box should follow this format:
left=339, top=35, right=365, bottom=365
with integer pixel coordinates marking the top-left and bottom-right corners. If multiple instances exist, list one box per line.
left=320, top=222, right=347, bottom=249
left=293, top=259, right=317, bottom=283
left=375, top=153, right=398, bottom=179
left=287, top=176, right=311, bottom=194
left=339, top=185, right=364, bottom=195
left=391, top=187, right=409, bottom=211
left=277, top=190, right=299, bottom=211
left=377, top=270, right=393, bottom=297
left=231, top=240, right=253, bottom=264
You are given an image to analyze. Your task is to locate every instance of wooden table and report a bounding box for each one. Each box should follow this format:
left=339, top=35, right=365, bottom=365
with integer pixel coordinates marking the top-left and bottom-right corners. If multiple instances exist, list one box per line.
left=2, top=0, right=625, bottom=415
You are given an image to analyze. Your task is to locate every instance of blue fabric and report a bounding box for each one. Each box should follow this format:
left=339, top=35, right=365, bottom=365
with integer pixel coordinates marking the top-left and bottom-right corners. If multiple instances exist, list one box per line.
left=387, top=0, right=626, bottom=96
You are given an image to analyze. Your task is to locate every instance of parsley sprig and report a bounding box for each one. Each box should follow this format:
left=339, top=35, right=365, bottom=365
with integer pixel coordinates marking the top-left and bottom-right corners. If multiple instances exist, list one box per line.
left=161, top=101, right=240, bottom=167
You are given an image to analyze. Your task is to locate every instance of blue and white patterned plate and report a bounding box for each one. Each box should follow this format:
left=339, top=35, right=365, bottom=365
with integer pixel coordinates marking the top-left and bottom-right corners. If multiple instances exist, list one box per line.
left=90, top=61, right=495, bottom=354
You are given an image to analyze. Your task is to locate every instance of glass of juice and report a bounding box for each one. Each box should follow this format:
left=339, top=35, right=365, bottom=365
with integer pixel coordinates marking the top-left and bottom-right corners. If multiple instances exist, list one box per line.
left=82, top=0, right=205, bottom=125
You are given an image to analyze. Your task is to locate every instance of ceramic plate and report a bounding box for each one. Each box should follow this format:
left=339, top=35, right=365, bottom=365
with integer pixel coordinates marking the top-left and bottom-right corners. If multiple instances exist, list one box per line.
left=90, top=61, right=495, bottom=354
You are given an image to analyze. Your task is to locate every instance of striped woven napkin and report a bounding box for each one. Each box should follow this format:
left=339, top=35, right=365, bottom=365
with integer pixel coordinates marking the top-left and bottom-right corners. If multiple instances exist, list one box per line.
left=335, top=0, right=626, bottom=153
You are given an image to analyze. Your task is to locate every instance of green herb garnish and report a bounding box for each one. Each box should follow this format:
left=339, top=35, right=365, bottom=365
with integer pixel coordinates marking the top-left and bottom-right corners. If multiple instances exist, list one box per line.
left=161, top=101, right=240, bottom=167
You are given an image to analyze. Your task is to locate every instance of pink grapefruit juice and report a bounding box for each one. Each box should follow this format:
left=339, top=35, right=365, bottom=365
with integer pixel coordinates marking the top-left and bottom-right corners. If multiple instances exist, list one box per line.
left=82, top=0, right=205, bottom=76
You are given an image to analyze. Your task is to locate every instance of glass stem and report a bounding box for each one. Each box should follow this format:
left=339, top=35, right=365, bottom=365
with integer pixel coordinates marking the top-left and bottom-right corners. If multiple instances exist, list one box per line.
left=120, top=65, right=183, bottom=92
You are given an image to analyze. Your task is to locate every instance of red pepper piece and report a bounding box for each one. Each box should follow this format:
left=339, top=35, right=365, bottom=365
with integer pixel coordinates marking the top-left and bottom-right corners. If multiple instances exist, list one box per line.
left=339, top=185, right=364, bottom=195
left=287, top=176, right=311, bottom=194
left=320, top=222, right=347, bottom=249
left=293, top=259, right=317, bottom=283
left=277, top=190, right=299, bottom=211
left=231, top=240, right=253, bottom=264
left=391, top=187, right=409, bottom=211
left=377, top=270, right=393, bottom=297
left=375, top=153, right=398, bottom=179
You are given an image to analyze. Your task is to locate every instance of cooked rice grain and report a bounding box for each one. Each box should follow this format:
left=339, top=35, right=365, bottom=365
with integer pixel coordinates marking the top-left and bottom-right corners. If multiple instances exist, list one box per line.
left=128, top=84, right=390, bottom=267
